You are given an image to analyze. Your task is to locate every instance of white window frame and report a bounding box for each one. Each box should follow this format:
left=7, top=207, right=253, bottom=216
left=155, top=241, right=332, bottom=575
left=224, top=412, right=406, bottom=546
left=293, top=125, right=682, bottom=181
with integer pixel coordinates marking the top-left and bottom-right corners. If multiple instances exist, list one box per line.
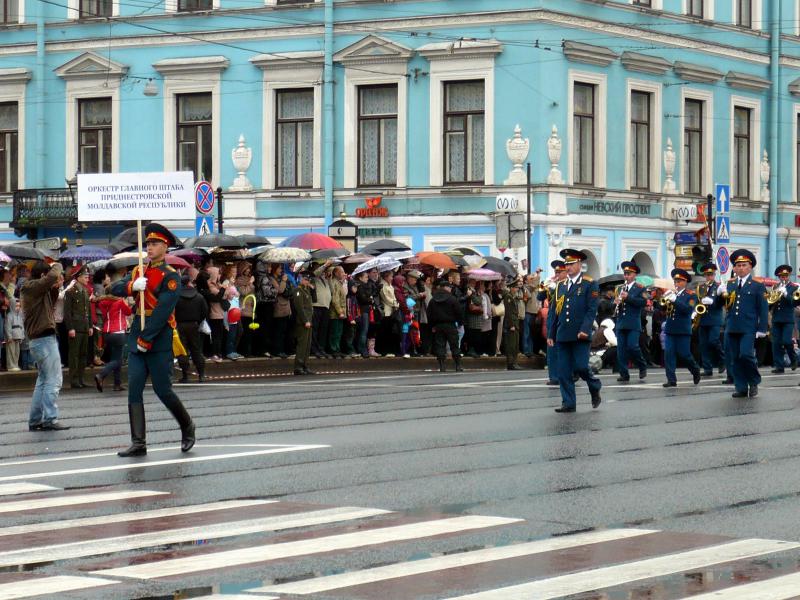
left=567, top=70, right=607, bottom=188
left=165, top=0, right=218, bottom=13
left=266, top=0, right=320, bottom=4
left=729, top=95, right=761, bottom=201
left=682, top=0, right=714, bottom=18
left=255, top=60, right=322, bottom=190
left=629, top=0, right=663, bottom=9
left=0, top=69, right=28, bottom=190
left=427, top=57, right=496, bottom=187
left=793, top=102, right=800, bottom=202
left=154, top=58, right=227, bottom=188
left=680, top=88, right=714, bottom=197
left=733, top=0, right=762, bottom=30
left=64, top=80, right=120, bottom=179
left=625, top=79, right=662, bottom=193
left=343, top=65, right=407, bottom=189
left=66, top=0, right=119, bottom=19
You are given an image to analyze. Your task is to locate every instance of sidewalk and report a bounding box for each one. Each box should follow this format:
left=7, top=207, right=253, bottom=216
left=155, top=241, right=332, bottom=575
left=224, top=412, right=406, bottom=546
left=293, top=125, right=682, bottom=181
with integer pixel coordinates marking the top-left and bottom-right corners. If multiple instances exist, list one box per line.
left=1, top=354, right=547, bottom=393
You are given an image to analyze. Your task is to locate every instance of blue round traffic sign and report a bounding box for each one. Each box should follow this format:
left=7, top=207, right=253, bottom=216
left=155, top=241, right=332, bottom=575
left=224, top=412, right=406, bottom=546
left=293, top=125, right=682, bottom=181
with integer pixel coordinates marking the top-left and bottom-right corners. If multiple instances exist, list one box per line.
left=195, top=181, right=215, bottom=215
left=716, top=246, right=730, bottom=275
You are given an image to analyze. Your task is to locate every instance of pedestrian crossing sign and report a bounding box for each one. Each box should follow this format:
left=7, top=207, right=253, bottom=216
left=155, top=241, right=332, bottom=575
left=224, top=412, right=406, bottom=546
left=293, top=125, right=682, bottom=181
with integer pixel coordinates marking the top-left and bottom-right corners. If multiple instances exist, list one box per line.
left=715, top=215, right=730, bottom=244
left=195, top=216, right=214, bottom=236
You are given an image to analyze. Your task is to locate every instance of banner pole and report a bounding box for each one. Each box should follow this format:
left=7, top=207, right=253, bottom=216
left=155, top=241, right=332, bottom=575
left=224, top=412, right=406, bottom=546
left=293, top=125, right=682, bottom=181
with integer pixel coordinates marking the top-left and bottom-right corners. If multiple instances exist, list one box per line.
left=137, top=219, right=145, bottom=329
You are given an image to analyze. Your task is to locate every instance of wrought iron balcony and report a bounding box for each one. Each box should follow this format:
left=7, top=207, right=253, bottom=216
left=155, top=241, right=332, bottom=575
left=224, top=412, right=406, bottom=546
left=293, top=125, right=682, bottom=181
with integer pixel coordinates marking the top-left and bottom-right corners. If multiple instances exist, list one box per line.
left=11, top=188, right=77, bottom=228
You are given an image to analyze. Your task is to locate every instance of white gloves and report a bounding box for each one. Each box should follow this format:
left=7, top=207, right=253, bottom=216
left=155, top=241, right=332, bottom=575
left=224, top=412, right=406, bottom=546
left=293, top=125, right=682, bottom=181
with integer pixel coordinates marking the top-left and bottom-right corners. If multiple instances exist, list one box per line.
left=781, top=287, right=788, bottom=297
left=756, top=331, right=767, bottom=339
left=717, top=283, right=727, bottom=296
left=546, top=280, right=557, bottom=291
left=701, top=296, right=714, bottom=306
left=690, top=311, right=697, bottom=321
left=663, top=290, right=677, bottom=303
left=137, top=344, right=148, bottom=353
left=132, top=277, right=148, bottom=292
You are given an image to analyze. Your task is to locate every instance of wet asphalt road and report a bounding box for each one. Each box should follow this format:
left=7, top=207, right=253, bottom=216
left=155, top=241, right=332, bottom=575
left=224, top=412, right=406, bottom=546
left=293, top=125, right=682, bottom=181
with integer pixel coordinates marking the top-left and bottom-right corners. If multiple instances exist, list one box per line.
left=2, top=365, right=800, bottom=598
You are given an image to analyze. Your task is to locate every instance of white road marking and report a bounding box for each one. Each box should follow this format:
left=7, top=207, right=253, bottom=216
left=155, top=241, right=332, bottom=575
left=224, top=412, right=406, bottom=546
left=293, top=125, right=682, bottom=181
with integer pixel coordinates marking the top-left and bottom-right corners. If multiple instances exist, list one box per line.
left=680, top=571, right=800, bottom=598
left=0, top=490, right=167, bottom=514
left=0, top=507, right=390, bottom=568
left=0, top=576, right=116, bottom=599
left=0, top=483, right=59, bottom=497
left=0, top=444, right=328, bottom=483
left=255, top=528, right=659, bottom=595
left=0, top=499, right=276, bottom=538
left=192, top=596, right=276, bottom=600
left=445, top=538, right=800, bottom=599
left=92, top=515, right=522, bottom=580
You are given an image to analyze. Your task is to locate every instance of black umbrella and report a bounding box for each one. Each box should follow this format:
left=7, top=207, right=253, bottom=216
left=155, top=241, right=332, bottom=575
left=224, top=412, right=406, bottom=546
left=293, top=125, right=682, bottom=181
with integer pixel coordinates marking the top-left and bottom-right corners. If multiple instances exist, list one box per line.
left=107, top=239, right=136, bottom=254
left=597, top=273, right=625, bottom=288
left=235, top=234, right=271, bottom=248
left=0, top=244, right=46, bottom=260
left=311, top=247, right=351, bottom=259
left=182, top=234, right=245, bottom=249
left=482, top=256, right=517, bottom=277
left=361, top=239, right=411, bottom=256
left=111, top=227, right=140, bottom=247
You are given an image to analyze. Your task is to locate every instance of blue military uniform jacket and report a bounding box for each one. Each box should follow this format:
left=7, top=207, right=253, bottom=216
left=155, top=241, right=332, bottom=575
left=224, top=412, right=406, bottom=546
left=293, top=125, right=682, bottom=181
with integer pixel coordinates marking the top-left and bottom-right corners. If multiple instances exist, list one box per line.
left=111, top=261, right=181, bottom=353
left=697, top=281, right=724, bottom=328
left=771, top=282, right=800, bottom=324
left=664, top=289, right=697, bottom=336
left=616, top=283, right=646, bottom=331
left=725, top=276, right=768, bottom=334
left=547, top=276, right=599, bottom=342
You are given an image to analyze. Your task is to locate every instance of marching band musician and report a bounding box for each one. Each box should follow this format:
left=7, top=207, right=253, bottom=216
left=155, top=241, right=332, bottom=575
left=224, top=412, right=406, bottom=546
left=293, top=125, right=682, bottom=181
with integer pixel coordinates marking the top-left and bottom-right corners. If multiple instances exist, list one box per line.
left=538, top=260, right=567, bottom=386
left=697, top=263, right=726, bottom=378
left=614, top=260, right=648, bottom=383
left=547, top=249, right=602, bottom=413
left=770, top=265, right=799, bottom=374
left=717, top=249, right=768, bottom=398
left=662, top=268, right=702, bottom=388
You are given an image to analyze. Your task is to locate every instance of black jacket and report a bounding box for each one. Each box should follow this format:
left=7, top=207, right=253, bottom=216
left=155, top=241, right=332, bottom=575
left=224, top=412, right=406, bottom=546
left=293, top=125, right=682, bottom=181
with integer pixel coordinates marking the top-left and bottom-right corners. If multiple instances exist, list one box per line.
left=175, top=287, right=209, bottom=324
left=426, top=290, right=462, bottom=327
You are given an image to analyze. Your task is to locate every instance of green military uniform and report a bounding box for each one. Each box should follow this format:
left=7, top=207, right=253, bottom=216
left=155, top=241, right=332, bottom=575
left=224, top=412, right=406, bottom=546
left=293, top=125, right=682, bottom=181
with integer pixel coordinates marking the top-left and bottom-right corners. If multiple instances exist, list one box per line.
left=503, top=283, right=522, bottom=368
left=292, top=283, right=313, bottom=374
left=63, top=280, right=91, bottom=387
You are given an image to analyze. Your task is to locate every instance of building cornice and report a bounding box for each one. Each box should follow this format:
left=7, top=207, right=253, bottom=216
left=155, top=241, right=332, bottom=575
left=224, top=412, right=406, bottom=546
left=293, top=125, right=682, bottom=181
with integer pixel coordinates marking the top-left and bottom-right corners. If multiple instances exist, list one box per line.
left=250, top=50, right=323, bottom=70
left=0, top=67, right=31, bottom=84
left=153, top=55, right=229, bottom=75
left=673, top=60, right=724, bottom=83
left=417, top=39, right=502, bottom=60
left=725, top=70, right=771, bottom=92
left=54, top=51, right=128, bottom=80
left=334, top=34, right=414, bottom=65
left=620, top=51, right=672, bottom=75
left=563, top=40, right=618, bottom=67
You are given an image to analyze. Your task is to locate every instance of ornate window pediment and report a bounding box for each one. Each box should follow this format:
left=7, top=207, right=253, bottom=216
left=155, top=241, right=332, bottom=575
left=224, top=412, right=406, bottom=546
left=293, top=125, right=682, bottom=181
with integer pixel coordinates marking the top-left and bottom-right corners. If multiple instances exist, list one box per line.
left=54, top=52, right=128, bottom=80
left=334, top=35, right=413, bottom=65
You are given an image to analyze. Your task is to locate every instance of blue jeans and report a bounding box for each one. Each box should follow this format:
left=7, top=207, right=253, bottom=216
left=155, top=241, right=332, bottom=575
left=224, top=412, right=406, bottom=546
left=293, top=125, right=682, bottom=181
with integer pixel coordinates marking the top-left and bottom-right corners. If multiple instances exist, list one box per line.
left=225, top=322, right=241, bottom=356
left=356, top=312, right=370, bottom=356
left=99, top=332, right=126, bottom=386
left=522, top=313, right=535, bottom=355
left=28, top=335, right=63, bottom=426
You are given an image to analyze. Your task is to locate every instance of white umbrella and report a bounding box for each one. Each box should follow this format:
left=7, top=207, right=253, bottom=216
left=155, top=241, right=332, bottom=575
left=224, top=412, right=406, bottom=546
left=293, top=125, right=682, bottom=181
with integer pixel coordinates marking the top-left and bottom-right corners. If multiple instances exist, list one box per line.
left=353, top=257, right=401, bottom=276
left=377, top=250, right=414, bottom=261
left=259, top=246, right=311, bottom=263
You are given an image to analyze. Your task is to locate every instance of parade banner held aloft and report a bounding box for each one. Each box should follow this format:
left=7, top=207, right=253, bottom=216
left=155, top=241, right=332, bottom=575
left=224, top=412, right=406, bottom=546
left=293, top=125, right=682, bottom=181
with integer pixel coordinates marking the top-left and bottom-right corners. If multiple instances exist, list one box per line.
left=77, top=172, right=195, bottom=222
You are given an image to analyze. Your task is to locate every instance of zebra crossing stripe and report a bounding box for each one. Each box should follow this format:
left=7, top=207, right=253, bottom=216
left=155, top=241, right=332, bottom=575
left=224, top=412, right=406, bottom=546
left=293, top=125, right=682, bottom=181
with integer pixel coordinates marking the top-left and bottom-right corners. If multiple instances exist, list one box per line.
left=0, top=499, right=276, bottom=539
left=0, top=483, right=60, bottom=497
left=0, top=490, right=167, bottom=514
left=0, top=576, right=116, bottom=599
left=445, top=538, right=800, bottom=599
left=190, top=596, right=277, bottom=600
left=91, top=515, right=522, bottom=580
left=255, top=528, right=659, bottom=595
left=0, top=507, right=390, bottom=568
left=682, top=571, right=800, bottom=598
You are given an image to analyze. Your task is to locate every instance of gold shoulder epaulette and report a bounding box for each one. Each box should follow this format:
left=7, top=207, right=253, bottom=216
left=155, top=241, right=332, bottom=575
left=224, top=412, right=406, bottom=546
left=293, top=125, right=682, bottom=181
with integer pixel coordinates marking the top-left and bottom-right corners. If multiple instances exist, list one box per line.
left=582, top=276, right=593, bottom=282
left=165, top=265, right=177, bottom=272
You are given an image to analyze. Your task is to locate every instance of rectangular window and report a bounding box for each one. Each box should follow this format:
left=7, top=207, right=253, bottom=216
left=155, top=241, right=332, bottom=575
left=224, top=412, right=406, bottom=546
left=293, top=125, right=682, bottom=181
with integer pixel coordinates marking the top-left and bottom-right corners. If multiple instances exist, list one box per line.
left=276, top=89, right=313, bottom=189
left=683, top=99, right=703, bottom=195
left=633, top=0, right=651, bottom=5
left=1, top=0, right=19, bottom=23
left=358, top=85, right=397, bottom=187
left=78, top=0, right=111, bottom=17
left=0, top=102, right=17, bottom=193
left=737, top=0, right=752, bottom=27
left=630, top=91, right=651, bottom=190
left=177, top=93, right=212, bottom=182
left=573, top=82, right=595, bottom=186
left=177, top=0, right=211, bottom=11
left=443, top=80, right=485, bottom=185
left=78, top=98, right=112, bottom=174
left=733, top=106, right=751, bottom=198
left=687, top=0, right=703, bottom=17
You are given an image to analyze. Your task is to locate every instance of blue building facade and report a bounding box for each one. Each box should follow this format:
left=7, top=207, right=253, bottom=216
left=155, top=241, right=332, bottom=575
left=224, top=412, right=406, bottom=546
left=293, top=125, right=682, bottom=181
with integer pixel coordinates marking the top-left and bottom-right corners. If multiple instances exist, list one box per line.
left=1, top=0, right=800, bottom=276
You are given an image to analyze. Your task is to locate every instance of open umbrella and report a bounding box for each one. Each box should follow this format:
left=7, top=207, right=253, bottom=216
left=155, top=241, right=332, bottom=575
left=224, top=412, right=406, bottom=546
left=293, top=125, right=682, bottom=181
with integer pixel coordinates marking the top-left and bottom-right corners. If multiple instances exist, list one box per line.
left=636, top=274, right=655, bottom=288
left=416, top=251, right=457, bottom=270
left=362, top=239, right=411, bottom=256
left=111, top=227, right=140, bottom=247
left=482, top=256, right=517, bottom=277
left=170, top=248, right=208, bottom=263
left=280, top=232, right=344, bottom=251
left=311, top=247, right=351, bottom=260
left=342, top=253, right=373, bottom=265
left=651, top=277, right=675, bottom=292
left=107, top=239, right=136, bottom=254
left=597, top=274, right=625, bottom=287
left=260, top=247, right=311, bottom=263
left=183, top=234, right=244, bottom=249
left=352, top=257, right=401, bottom=276
left=465, top=268, right=502, bottom=281
left=0, top=244, right=46, bottom=261
left=60, top=245, right=113, bottom=263
left=377, top=250, right=414, bottom=261
left=447, top=246, right=483, bottom=257
left=0, top=251, right=11, bottom=264
left=235, top=234, right=271, bottom=248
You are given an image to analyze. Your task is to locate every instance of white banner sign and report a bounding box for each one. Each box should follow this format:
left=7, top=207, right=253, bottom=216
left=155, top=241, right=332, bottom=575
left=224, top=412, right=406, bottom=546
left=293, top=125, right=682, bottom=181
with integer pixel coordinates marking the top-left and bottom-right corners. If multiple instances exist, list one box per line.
left=77, top=171, right=195, bottom=222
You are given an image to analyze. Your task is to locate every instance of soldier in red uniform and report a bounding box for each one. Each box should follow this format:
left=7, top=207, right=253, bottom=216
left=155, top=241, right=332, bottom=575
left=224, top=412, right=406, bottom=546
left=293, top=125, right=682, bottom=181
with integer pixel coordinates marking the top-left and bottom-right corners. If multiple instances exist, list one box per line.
left=111, top=223, right=195, bottom=457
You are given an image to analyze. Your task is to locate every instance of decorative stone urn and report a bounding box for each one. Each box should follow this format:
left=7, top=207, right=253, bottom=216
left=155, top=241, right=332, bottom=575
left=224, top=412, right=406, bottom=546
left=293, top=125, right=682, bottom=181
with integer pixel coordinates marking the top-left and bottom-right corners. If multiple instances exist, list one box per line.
left=230, top=134, right=253, bottom=191
left=663, top=137, right=677, bottom=194
left=760, top=149, right=770, bottom=202
left=504, top=124, right=530, bottom=185
left=546, top=125, right=563, bottom=185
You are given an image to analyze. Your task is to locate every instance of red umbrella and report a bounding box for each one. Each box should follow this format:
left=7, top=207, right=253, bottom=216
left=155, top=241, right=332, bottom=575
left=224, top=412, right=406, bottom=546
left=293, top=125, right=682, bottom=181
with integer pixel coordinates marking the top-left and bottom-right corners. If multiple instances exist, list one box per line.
left=280, top=233, right=344, bottom=250
left=165, top=255, right=191, bottom=269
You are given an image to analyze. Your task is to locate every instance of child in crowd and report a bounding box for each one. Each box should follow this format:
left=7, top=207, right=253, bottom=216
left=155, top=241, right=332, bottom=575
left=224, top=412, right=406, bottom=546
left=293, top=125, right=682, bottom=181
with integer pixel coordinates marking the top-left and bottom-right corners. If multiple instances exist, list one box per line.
left=5, top=298, right=24, bottom=371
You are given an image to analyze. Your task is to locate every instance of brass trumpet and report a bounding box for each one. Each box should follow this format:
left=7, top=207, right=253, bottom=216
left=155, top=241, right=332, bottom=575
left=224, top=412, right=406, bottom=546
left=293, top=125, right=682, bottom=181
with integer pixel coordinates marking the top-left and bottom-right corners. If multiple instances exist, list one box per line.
left=794, top=288, right=800, bottom=301
left=695, top=303, right=707, bottom=315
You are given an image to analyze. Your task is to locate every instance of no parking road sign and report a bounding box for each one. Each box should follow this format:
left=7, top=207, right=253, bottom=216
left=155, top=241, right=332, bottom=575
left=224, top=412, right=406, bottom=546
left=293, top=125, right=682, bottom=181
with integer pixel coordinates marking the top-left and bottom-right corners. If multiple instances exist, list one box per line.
left=716, top=246, right=730, bottom=275
left=195, top=181, right=215, bottom=215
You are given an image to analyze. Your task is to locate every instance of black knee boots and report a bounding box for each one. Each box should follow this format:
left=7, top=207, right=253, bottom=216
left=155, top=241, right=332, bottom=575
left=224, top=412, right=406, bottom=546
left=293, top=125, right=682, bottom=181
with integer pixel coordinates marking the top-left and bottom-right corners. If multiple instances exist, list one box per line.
left=118, top=404, right=147, bottom=457
left=438, top=358, right=446, bottom=372
left=167, top=400, right=196, bottom=452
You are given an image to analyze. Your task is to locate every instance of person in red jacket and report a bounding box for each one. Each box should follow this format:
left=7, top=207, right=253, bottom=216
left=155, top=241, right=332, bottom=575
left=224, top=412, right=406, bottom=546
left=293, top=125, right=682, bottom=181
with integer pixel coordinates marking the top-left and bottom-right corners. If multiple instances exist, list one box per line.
left=94, top=292, right=132, bottom=392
